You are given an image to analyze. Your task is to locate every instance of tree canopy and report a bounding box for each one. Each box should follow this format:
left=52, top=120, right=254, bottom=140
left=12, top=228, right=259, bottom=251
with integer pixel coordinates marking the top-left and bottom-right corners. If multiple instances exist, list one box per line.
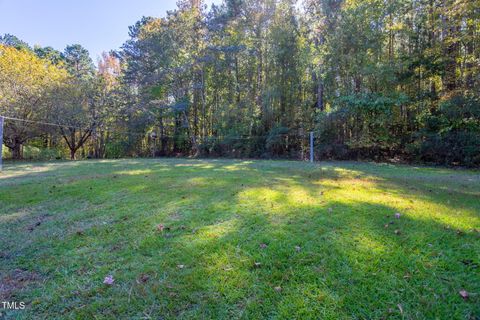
left=1, top=0, right=479, bottom=166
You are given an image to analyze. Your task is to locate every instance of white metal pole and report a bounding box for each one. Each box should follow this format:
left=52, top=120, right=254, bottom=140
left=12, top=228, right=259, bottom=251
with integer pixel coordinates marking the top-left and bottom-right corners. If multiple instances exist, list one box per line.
left=0, top=116, right=4, bottom=171
left=310, top=131, right=314, bottom=163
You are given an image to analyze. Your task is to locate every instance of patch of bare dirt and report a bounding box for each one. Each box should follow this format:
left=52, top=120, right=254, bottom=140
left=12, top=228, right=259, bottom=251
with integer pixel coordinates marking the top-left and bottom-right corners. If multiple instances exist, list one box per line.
left=0, top=269, right=40, bottom=299
left=26, top=213, right=52, bottom=232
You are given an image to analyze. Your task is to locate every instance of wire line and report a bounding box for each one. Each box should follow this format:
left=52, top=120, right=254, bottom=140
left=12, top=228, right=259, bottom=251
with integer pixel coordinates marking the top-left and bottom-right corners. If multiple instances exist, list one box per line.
left=0, top=115, right=314, bottom=140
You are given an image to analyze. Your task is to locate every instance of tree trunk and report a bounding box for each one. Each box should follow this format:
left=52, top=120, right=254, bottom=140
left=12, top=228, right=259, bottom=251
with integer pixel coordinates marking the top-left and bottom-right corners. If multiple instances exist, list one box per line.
left=60, top=127, right=92, bottom=161
left=201, top=68, right=207, bottom=139
left=465, top=22, right=475, bottom=90
left=317, top=76, right=324, bottom=111
left=11, top=143, right=22, bottom=160
left=183, top=110, right=199, bottom=156
left=173, top=114, right=181, bottom=153
left=70, top=149, right=76, bottom=160
left=234, top=54, right=241, bottom=104
left=441, top=0, right=458, bottom=92
left=444, top=32, right=458, bottom=92
left=159, top=110, right=167, bottom=156
left=354, top=76, right=362, bottom=93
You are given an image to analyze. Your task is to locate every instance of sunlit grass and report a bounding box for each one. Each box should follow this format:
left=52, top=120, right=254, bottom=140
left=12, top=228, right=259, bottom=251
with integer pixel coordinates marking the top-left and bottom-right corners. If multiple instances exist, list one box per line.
left=0, top=159, right=479, bottom=319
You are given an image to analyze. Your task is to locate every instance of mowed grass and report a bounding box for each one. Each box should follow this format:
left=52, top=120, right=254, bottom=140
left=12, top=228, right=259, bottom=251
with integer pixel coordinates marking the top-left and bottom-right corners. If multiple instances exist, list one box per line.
left=0, top=159, right=479, bottom=319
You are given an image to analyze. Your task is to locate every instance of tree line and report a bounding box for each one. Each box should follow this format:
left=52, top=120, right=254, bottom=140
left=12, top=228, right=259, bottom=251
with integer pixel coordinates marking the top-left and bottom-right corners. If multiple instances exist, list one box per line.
left=0, top=0, right=479, bottom=166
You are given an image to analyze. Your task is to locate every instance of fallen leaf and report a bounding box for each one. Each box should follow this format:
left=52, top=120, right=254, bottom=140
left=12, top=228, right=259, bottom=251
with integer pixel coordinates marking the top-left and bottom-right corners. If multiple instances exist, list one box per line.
left=459, top=289, right=469, bottom=300
left=103, top=275, right=114, bottom=285
left=397, top=304, right=403, bottom=314
left=138, top=274, right=149, bottom=283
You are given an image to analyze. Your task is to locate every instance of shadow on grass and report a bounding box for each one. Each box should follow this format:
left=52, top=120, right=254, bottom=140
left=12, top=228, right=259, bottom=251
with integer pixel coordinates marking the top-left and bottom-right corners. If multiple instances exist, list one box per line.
left=0, top=159, right=479, bottom=319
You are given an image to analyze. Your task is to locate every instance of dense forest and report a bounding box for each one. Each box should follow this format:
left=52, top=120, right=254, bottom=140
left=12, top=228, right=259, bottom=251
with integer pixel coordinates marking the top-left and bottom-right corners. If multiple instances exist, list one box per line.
left=1, top=0, right=479, bottom=166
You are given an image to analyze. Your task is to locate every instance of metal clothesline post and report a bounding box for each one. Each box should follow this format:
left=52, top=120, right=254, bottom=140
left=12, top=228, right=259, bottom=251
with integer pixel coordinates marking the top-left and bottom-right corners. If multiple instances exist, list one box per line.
left=310, top=131, right=314, bottom=163
left=0, top=116, right=4, bottom=171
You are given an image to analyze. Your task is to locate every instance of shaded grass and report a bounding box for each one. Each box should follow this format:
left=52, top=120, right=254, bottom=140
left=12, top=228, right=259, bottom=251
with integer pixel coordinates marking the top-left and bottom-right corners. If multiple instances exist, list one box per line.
left=0, top=159, right=479, bottom=319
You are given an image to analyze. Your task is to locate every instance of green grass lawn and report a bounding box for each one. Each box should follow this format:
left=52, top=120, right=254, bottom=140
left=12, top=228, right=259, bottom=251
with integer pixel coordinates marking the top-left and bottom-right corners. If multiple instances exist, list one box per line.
left=0, top=159, right=479, bottom=319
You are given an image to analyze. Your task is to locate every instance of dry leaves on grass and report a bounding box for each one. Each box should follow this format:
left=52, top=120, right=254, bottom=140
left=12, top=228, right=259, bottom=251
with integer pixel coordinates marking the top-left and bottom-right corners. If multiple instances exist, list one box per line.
left=137, top=274, right=150, bottom=283
left=459, top=290, right=469, bottom=300
left=0, top=269, right=39, bottom=300
left=397, top=303, right=404, bottom=314
left=103, top=275, right=114, bottom=285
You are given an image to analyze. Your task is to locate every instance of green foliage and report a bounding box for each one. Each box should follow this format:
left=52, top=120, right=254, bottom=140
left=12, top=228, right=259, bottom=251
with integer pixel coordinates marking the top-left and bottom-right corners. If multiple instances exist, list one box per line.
left=416, top=94, right=480, bottom=166
left=105, top=141, right=130, bottom=159
left=1, top=144, right=10, bottom=158
left=63, top=44, right=95, bottom=81
left=2, top=0, right=480, bottom=166
left=0, top=33, right=31, bottom=50
left=266, top=126, right=290, bottom=155
left=21, top=146, right=65, bottom=161
left=34, top=46, right=64, bottom=65
left=316, top=93, right=410, bottom=159
left=112, top=0, right=479, bottom=165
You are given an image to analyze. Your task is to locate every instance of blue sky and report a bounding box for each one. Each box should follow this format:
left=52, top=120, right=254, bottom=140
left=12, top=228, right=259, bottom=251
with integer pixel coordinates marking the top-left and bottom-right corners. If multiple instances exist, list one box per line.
left=0, top=0, right=221, bottom=62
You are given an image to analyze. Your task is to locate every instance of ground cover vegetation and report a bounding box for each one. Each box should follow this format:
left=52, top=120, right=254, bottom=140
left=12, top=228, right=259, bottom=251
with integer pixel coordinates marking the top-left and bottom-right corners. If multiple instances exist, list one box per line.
left=0, top=159, right=479, bottom=319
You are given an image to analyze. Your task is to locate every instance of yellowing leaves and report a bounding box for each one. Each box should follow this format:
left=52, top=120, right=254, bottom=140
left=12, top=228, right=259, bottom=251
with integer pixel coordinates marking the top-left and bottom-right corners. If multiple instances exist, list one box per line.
left=0, top=45, right=69, bottom=116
